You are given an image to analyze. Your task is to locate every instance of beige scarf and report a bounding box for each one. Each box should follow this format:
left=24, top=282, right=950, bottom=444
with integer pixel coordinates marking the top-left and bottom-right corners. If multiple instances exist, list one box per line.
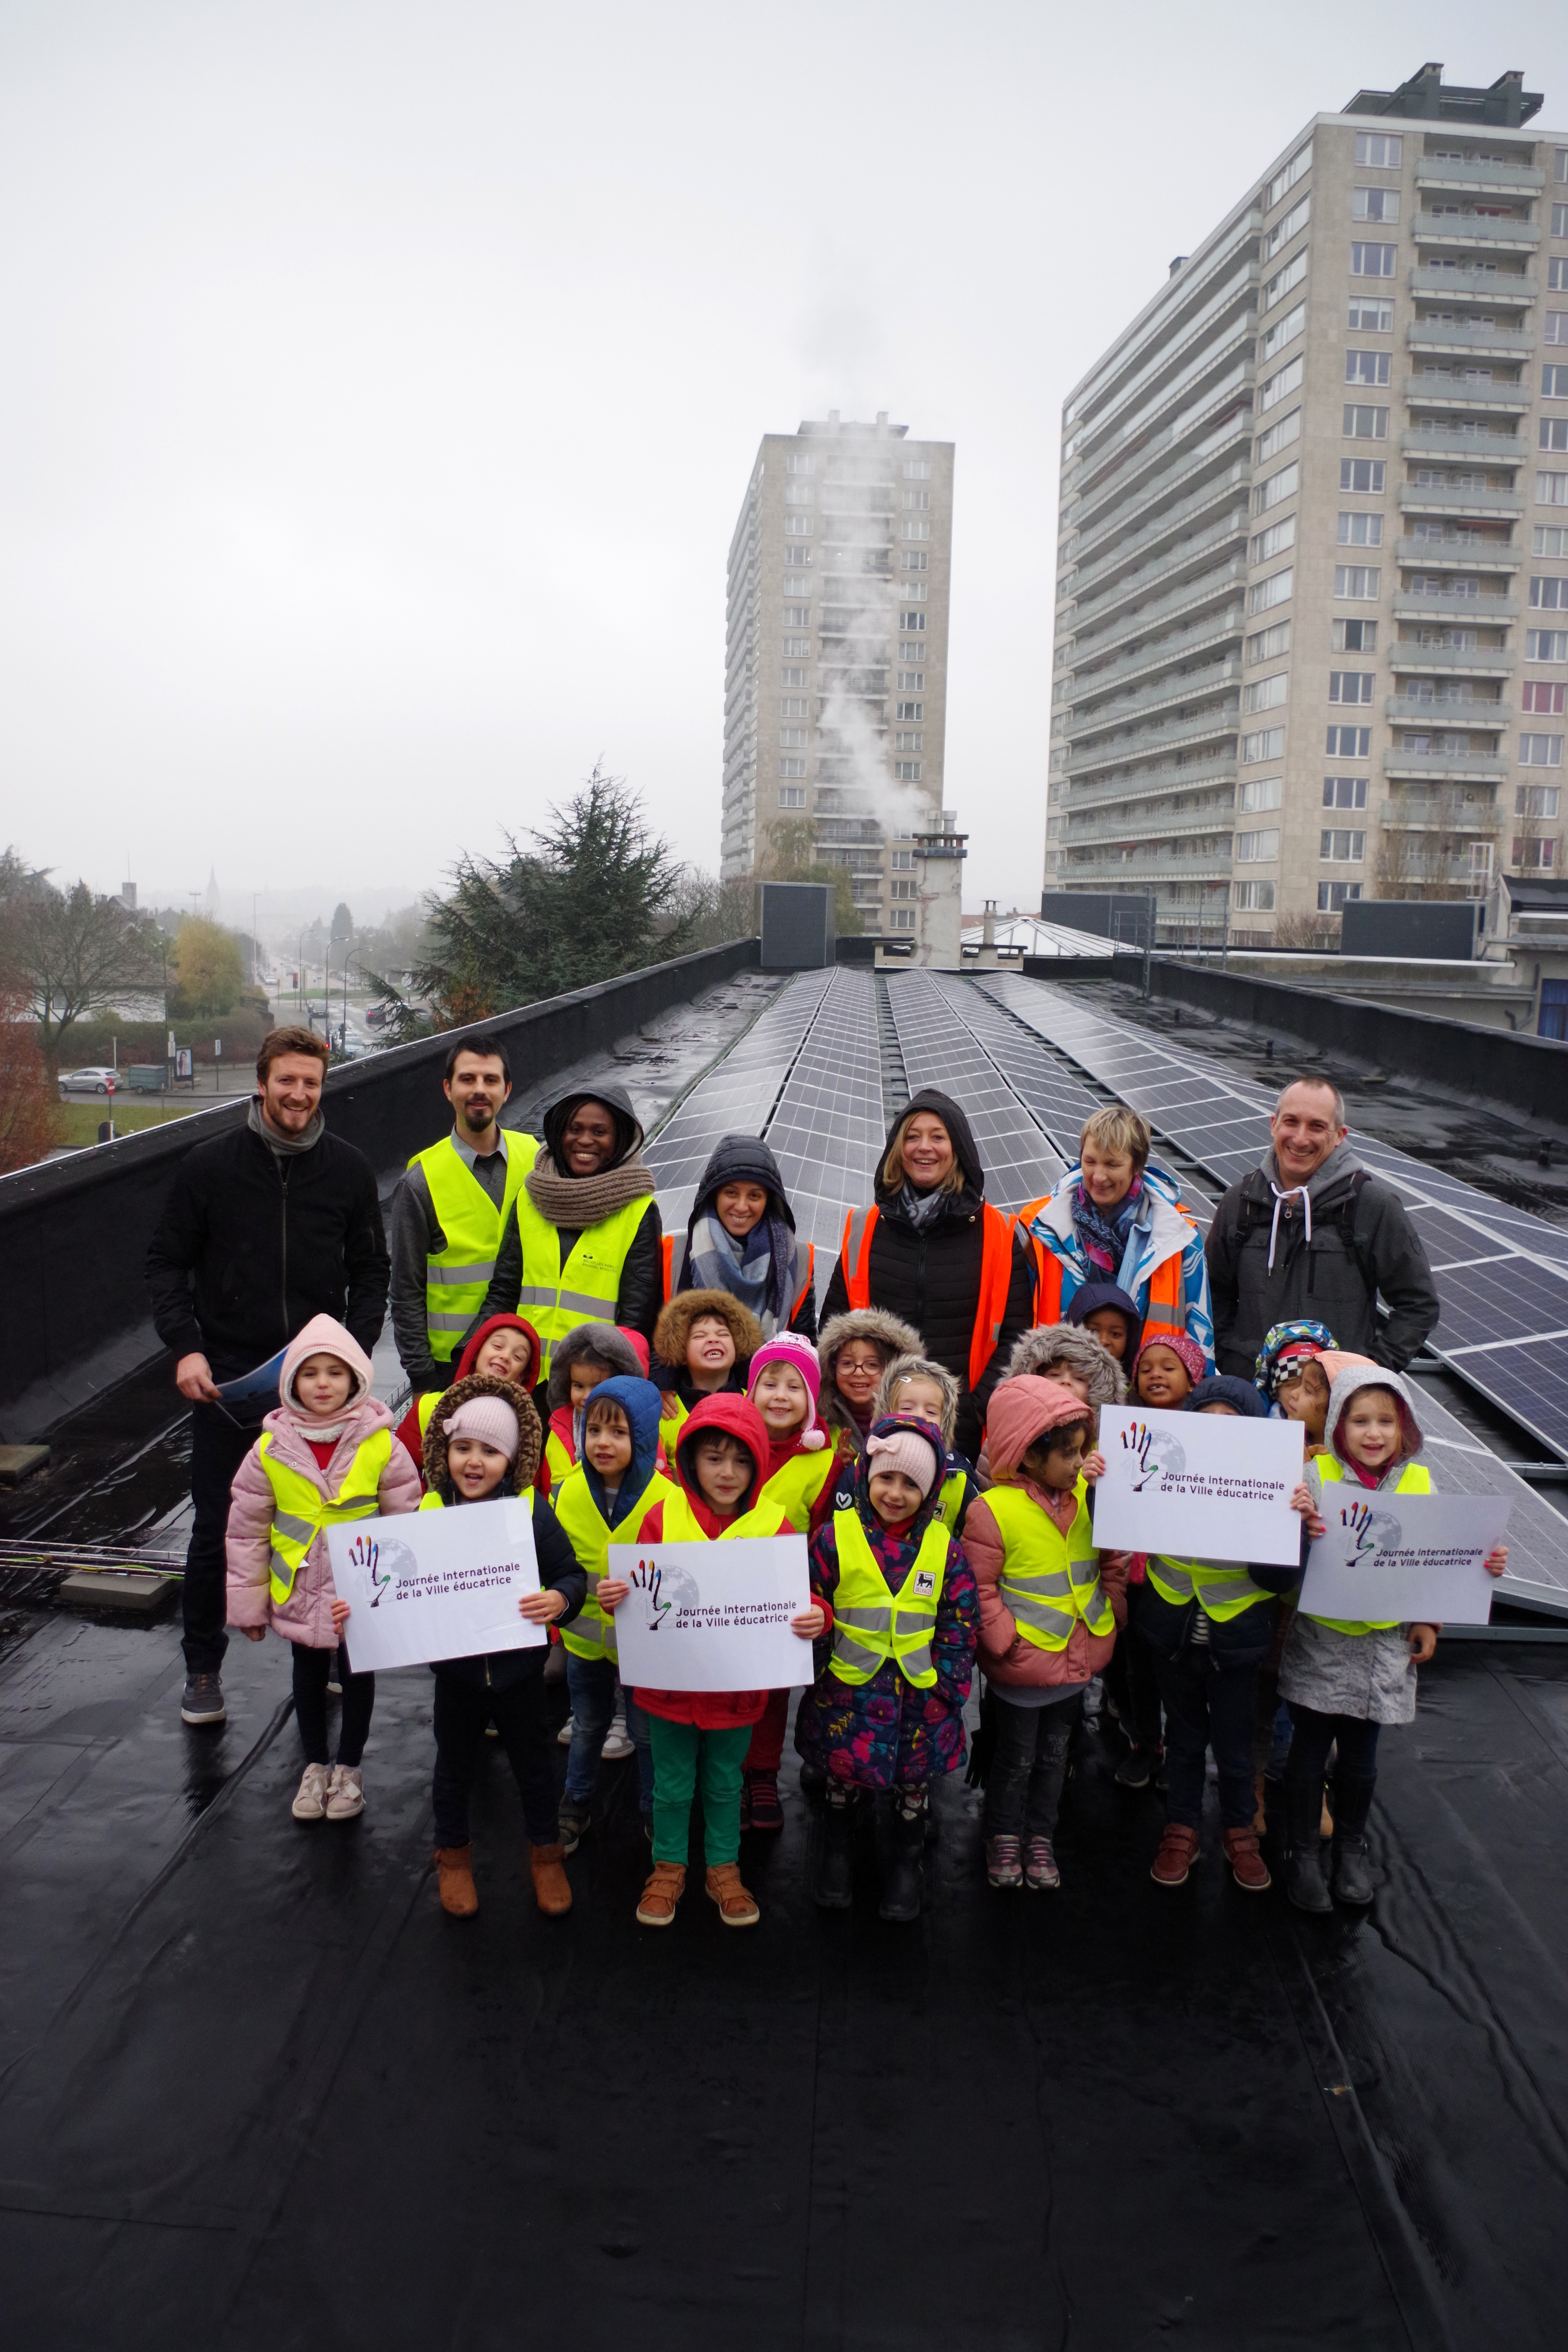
left=524, top=1143, right=656, bottom=1229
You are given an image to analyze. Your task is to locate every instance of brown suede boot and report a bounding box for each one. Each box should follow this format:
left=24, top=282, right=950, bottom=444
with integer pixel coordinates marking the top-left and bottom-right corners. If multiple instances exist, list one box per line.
left=636, top=1861, right=686, bottom=1927
left=705, top=1863, right=760, bottom=1927
left=433, top=1845, right=478, bottom=1917
left=1223, top=1826, right=1272, bottom=1892
left=1150, top=1823, right=1201, bottom=1887
left=530, top=1841, right=572, bottom=1916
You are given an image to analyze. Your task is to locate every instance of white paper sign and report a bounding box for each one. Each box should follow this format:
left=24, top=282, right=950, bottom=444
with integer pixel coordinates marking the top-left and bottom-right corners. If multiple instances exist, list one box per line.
left=1093, top=1406, right=1306, bottom=1566
left=1299, top=1490, right=1506, bottom=1626
left=607, top=1537, right=813, bottom=1693
left=327, top=1499, right=543, bottom=1672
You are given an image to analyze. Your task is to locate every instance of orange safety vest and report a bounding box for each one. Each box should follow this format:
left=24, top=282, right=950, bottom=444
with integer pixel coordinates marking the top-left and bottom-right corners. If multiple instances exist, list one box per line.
left=661, top=1230, right=815, bottom=1322
left=1016, top=1194, right=1196, bottom=1345
left=838, top=1202, right=1014, bottom=1395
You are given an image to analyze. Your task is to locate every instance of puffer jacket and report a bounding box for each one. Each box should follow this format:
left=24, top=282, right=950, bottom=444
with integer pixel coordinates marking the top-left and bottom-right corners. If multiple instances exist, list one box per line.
left=817, top=1306, right=924, bottom=1457
left=226, top=1314, right=421, bottom=1648
left=1026, top=1160, right=1212, bottom=1361
left=629, top=1393, right=794, bottom=1730
left=668, top=1133, right=818, bottom=1340
left=964, top=1376, right=1128, bottom=1690
left=653, top=1287, right=764, bottom=1405
left=420, top=1369, right=586, bottom=1692
left=818, top=1090, right=1036, bottom=1461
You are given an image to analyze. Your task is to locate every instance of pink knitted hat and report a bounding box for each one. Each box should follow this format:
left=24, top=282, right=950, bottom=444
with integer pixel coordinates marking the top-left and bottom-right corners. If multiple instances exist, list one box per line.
left=865, top=1424, right=940, bottom=1498
left=1132, top=1330, right=1207, bottom=1388
left=442, top=1395, right=520, bottom=1461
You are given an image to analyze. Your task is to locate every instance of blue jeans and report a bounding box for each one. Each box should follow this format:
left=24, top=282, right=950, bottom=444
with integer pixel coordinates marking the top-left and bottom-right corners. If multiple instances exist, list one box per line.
left=564, top=1652, right=653, bottom=1813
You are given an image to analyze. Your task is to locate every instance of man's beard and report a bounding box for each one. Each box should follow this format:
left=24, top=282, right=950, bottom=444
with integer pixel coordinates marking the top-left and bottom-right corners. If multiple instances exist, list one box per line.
left=460, top=1100, right=494, bottom=1134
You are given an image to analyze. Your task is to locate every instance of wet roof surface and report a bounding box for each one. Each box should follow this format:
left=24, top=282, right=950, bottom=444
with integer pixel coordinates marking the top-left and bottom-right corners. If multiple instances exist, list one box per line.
left=3, top=1606, right=1567, bottom=2350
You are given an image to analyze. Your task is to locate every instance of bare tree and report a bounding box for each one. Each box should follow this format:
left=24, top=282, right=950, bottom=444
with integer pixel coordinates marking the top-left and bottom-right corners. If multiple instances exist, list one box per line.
left=1, top=874, right=160, bottom=1073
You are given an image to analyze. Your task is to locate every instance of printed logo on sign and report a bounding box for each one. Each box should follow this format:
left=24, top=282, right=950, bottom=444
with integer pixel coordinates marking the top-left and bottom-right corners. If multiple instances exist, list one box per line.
left=913, top=1569, right=936, bottom=1597
left=628, top=1556, right=702, bottom=1630
left=347, top=1531, right=417, bottom=1606
left=1120, top=1421, right=1187, bottom=1493
left=1338, top=1501, right=1403, bottom=1562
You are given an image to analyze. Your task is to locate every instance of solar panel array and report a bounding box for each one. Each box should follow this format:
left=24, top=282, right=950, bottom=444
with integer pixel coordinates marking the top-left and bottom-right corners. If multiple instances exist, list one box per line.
left=885, top=969, right=1064, bottom=1213
left=976, top=970, right=1568, bottom=1461
left=645, top=969, right=835, bottom=1235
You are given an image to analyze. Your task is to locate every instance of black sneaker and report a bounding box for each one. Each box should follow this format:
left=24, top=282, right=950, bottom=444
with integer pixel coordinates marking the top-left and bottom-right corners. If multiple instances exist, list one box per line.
left=181, top=1673, right=226, bottom=1726
left=1114, top=1745, right=1153, bottom=1791
left=557, top=1804, right=591, bottom=1855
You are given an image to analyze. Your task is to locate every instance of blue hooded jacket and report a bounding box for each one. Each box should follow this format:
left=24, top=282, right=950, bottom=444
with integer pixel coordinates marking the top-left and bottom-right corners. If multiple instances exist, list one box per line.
left=579, top=1374, right=665, bottom=1526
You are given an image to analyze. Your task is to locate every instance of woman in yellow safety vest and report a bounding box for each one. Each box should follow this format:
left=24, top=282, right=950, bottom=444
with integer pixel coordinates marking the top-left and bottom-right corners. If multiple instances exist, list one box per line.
left=795, top=1415, right=979, bottom=1925
left=476, top=1083, right=663, bottom=1379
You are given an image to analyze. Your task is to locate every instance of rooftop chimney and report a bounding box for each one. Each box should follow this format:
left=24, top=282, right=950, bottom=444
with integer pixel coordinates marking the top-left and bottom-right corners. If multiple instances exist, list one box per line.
left=1168, top=255, right=1188, bottom=278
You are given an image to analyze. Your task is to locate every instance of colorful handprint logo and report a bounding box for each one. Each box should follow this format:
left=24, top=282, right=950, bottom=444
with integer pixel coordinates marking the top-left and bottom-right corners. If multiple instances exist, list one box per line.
left=1337, top=1502, right=1403, bottom=1561
left=1120, top=1420, right=1187, bottom=1492
left=627, top=1556, right=701, bottom=1630
left=347, top=1532, right=414, bottom=1606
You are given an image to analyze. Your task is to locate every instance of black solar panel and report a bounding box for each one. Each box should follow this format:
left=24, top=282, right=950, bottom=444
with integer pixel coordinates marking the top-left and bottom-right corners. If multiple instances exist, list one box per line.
left=927, top=973, right=1102, bottom=1159
left=762, top=970, right=887, bottom=1272
left=886, top=969, right=1063, bottom=1212
left=646, top=970, right=834, bottom=1231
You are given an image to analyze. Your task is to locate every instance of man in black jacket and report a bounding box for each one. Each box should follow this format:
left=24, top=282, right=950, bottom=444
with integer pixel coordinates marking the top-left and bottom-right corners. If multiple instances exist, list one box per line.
left=145, top=1027, right=389, bottom=1727
left=1205, top=1076, right=1438, bottom=1378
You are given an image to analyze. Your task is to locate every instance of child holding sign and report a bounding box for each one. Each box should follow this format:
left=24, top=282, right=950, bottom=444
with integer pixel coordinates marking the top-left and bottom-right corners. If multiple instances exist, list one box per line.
left=597, top=1394, right=818, bottom=1930
left=227, top=1315, right=421, bottom=1823
left=797, top=1414, right=978, bottom=1924
left=740, top=1332, right=837, bottom=1829
left=1281, top=1364, right=1508, bottom=1912
left=421, top=1377, right=587, bottom=1920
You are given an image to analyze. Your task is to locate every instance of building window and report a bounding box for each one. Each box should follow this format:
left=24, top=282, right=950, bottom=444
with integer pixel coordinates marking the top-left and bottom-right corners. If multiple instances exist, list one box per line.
left=1245, top=619, right=1292, bottom=664
left=1235, top=829, right=1281, bottom=861
left=903, top=460, right=931, bottom=479
left=1555, top=204, right=1568, bottom=237
left=1323, top=776, right=1370, bottom=809
left=893, top=759, right=922, bottom=780
left=1546, top=367, right=1568, bottom=400
left=897, top=670, right=924, bottom=690
left=1259, top=303, right=1306, bottom=361
left=784, top=485, right=813, bottom=507
left=1548, top=313, right=1568, bottom=346
left=1537, top=528, right=1568, bottom=557
left=1340, top=459, right=1386, bottom=493
left=1249, top=568, right=1294, bottom=614
left=1351, top=242, right=1398, bottom=278
left=1269, top=143, right=1313, bottom=205
left=1250, top=515, right=1296, bottom=563
left=891, top=850, right=914, bottom=871
left=900, top=552, right=928, bottom=572
left=1543, top=421, right=1568, bottom=456
left=1255, top=409, right=1301, bottom=464
left=783, top=514, right=813, bottom=537
left=1352, top=187, right=1400, bottom=223
left=778, top=786, right=806, bottom=808
left=1332, top=618, right=1377, bottom=652
left=779, top=728, right=806, bottom=748
left=1539, top=474, right=1568, bottom=506
left=1265, top=193, right=1312, bottom=257
left=889, top=907, right=916, bottom=929
left=1320, top=829, right=1366, bottom=862
left=1526, top=631, right=1568, bottom=662
left=895, top=731, right=923, bottom=751
left=1334, top=564, right=1381, bottom=598
left=781, top=667, right=806, bottom=688
left=1254, top=463, right=1299, bottom=514
left=1264, top=251, right=1308, bottom=309
left=1243, top=674, right=1288, bottom=714
left=783, top=604, right=811, bottom=626
left=902, top=521, right=931, bottom=541
left=780, top=697, right=808, bottom=717
left=1348, top=298, right=1394, bottom=332
left=1234, top=880, right=1277, bottom=910
left=1532, top=577, right=1567, bottom=609
left=1319, top=880, right=1364, bottom=910
left=896, top=701, right=923, bottom=720
left=1345, top=349, right=1392, bottom=387
left=900, top=609, right=926, bottom=631
left=784, top=547, right=810, bottom=567
left=1558, top=151, right=1568, bottom=181
left=1554, top=260, right=1568, bottom=292
left=1240, top=776, right=1283, bottom=812
left=1326, top=725, right=1372, bottom=757
left=1517, top=783, right=1562, bottom=817
left=1513, top=836, right=1558, bottom=869
left=1241, top=726, right=1286, bottom=764
left=1520, top=733, right=1564, bottom=766
left=1337, top=512, right=1384, bottom=547
left=779, top=757, right=807, bottom=778
left=1329, top=672, right=1376, bottom=704
left=903, top=489, right=931, bottom=510
left=1343, top=405, right=1389, bottom=439
left=1260, top=355, right=1305, bottom=412
left=1524, top=682, right=1567, bottom=714
left=1354, top=133, right=1401, bottom=169
left=890, top=878, right=918, bottom=900
left=786, top=454, right=813, bottom=474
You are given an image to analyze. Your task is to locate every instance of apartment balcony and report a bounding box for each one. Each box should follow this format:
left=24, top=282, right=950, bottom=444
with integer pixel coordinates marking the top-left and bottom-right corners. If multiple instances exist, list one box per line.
left=1067, top=610, right=1245, bottom=707
left=1403, top=376, right=1530, bottom=414
left=1064, top=214, right=1262, bottom=450
left=1380, top=851, right=1497, bottom=886
left=1064, top=755, right=1238, bottom=814
left=1069, top=263, right=1260, bottom=462
left=1401, top=424, right=1523, bottom=460
left=1066, top=561, right=1248, bottom=660
left=1396, top=535, right=1521, bottom=570
left=1391, top=588, right=1516, bottom=621
left=1397, top=483, right=1524, bottom=519
left=1407, top=265, right=1534, bottom=305
left=1068, top=659, right=1242, bottom=743
left=1063, top=707, right=1239, bottom=779
left=1071, top=417, right=1252, bottom=548
left=1064, top=802, right=1236, bottom=851
left=1070, top=315, right=1256, bottom=473
left=1062, top=849, right=1234, bottom=884
left=1393, top=641, right=1514, bottom=677
left=1411, top=212, right=1541, bottom=250
left=1066, top=361, right=1255, bottom=516
left=1413, top=160, right=1544, bottom=195
left=1069, top=463, right=1250, bottom=597
left=1068, top=511, right=1249, bottom=632
left=1406, top=320, right=1535, bottom=358
left=1386, top=694, right=1510, bottom=726
left=1379, top=798, right=1500, bottom=834
left=1382, top=748, right=1508, bottom=782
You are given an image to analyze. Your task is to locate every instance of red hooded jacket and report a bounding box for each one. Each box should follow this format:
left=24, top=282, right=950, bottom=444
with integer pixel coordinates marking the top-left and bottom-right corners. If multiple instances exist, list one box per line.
left=394, top=1315, right=545, bottom=1486
left=630, top=1393, right=808, bottom=1730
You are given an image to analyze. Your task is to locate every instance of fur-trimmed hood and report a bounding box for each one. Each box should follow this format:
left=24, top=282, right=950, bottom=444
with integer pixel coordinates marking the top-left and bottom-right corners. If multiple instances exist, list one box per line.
left=423, top=1372, right=543, bottom=1500
left=1001, top=1323, right=1127, bottom=1407
left=817, top=1306, right=924, bottom=1448
left=654, top=1287, right=764, bottom=1379
left=872, top=1351, right=958, bottom=1447
left=546, top=1320, right=649, bottom=1412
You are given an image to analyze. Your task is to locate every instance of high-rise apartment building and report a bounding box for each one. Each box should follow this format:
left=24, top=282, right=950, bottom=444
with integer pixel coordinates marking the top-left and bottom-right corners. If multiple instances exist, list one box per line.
left=722, top=412, right=954, bottom=939
left=1046, top=64, right=1568, bottom=946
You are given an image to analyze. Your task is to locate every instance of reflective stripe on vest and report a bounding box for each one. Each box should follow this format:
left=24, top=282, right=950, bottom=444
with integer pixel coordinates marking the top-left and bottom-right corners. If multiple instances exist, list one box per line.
left=1146, top=1553, right=1270, bottom=1621
left=936, top=1465, right=964, bottom=1533
left=1305, top=1458, right=1433, bottom=1634
left=982, top=1480, right=1112, bottom=1649
left=663, top=1231, right=814, bottom=1322
left=1138, top=1252, right=1188, bottom=1350
left=410, top=1134, right=535, bottom=1357
left=829, top=1508, right=948, bottom=1688
left=756, top=1445, right=837, bottom=1534
left=552, top=1463, right=678, bottom=1660
left=257, top=1428, right=392, bottom=1605
left=659, top=1488, right=788, bottom=1544
left=1017, top=1195, right=1057, bottom=1328
left=511, top=1188, right=656, bottom=1374
left=838, top=1202, right=1014, bottom=1392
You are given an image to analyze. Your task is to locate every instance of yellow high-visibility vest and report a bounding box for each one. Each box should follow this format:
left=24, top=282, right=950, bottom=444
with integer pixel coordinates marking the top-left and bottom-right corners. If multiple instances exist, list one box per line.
left=510, top=1186, right=657, bottom=1375
left=552, top=1461, right=677, bottom=1662
left=1304, top=1457, right=1432, bottom=1634
left=658, top=1487, right=786, bottom=1543
left=755, top=1444, right=836, bottom=1533
left=410, top=1134, right=536, bottom=1370
left=982, top=1480, right=1113, bottom=1648
left=828, top=1509, right=949, bottom=1690
left=256, top=1428, right=393, bottom=1604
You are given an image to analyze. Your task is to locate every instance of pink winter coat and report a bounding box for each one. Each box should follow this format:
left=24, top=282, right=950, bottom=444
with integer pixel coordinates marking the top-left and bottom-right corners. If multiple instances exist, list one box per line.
left=965, top=1375, right=1128, bottom=1691
left=225, top=1314, right=422, bottom=1649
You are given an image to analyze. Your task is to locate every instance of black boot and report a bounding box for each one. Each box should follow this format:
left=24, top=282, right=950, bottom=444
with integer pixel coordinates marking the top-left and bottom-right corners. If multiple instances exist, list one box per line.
left=879, top=1796, right=926, bottom=1923
left=814, top=1794, right=856, bottom=1911
left=1285, top=1779, right=1333, bottom=1914
left=1330, top=1773, right=1377, bottom=1906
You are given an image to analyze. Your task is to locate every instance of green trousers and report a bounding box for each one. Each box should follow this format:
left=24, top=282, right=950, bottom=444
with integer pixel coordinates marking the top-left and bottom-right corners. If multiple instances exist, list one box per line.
left=646, top=1717, right=754, bottom=1866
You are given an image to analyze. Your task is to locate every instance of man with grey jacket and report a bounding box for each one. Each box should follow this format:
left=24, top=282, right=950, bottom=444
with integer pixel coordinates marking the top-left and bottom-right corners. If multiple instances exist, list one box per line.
left=1205, top=1076, right=1438, bottom=1378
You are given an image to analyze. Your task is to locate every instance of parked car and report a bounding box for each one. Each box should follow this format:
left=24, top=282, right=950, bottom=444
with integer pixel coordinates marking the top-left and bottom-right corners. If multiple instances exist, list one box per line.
left=58, top=1067, right=118, bottom=1094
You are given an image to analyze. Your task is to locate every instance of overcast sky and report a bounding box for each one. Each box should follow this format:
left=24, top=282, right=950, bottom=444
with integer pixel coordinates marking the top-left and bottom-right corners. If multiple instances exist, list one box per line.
left=2, top=0, right=1564, bottom=925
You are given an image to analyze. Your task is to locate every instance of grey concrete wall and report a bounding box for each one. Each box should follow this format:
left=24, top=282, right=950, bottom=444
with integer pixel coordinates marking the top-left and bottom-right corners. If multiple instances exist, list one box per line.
left=0, top=938, right=760, bottom=1438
